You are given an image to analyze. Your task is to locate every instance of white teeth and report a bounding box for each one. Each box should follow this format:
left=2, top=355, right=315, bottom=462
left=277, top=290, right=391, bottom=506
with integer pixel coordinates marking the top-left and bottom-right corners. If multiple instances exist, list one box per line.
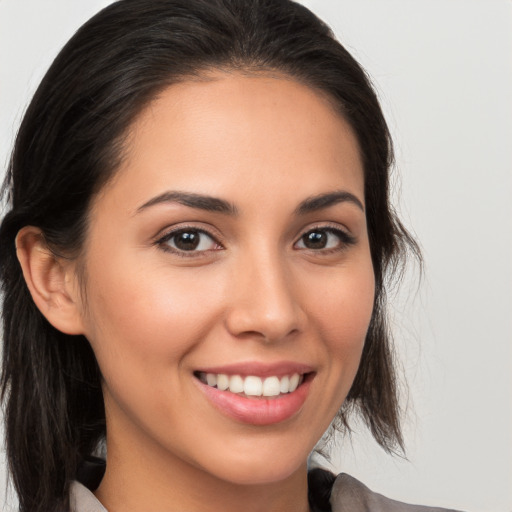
left=262, top=376, right=281, bottom=396
left=200, top=372, right=306, bottom=397
left=289, top=373, right=300, bottom=392
left=229, top=375, right=244, bottom=394
left=217, top=374, right=229, bottom=391
left=279, top=375, right=290, bottom=393
left=244, top=376, right=263, bottom=396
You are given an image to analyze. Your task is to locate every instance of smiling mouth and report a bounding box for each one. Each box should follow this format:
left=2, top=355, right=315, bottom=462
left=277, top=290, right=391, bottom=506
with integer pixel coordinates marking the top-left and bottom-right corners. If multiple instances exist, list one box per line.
left=194, top=371, right=310, bottom=399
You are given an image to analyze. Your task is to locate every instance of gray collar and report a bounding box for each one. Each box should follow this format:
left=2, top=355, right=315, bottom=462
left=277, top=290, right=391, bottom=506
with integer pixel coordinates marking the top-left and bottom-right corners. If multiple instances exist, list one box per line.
left=69, top=481, right=107, bottom=512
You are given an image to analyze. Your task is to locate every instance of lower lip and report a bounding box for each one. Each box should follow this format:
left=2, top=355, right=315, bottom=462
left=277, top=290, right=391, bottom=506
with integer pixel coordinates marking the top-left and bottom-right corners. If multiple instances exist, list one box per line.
left=196, top=376, right=312, bottom=426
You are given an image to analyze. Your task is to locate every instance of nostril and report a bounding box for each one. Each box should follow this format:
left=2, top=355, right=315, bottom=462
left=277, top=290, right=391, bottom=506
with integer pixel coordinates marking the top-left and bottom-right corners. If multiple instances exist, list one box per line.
left=224, top=310, right=304, bottom=344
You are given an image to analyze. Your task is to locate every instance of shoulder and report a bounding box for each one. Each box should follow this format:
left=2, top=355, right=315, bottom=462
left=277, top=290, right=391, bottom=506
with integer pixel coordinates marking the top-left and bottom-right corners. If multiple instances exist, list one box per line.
left=329, top=472, right=463, bottom=512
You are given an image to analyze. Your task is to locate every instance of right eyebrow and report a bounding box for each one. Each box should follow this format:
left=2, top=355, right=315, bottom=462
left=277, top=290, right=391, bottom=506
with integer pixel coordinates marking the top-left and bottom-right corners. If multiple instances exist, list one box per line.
left=135, top=191, right=239, bottom=216
left=294, top=190, right=365, bottom=215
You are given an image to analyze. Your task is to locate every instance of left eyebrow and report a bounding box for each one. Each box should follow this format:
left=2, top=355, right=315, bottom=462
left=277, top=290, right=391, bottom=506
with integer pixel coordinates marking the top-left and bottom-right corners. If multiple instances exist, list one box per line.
left=295, top=190, right=365, bottom=215
left=135, top=191, right=238, bottom=215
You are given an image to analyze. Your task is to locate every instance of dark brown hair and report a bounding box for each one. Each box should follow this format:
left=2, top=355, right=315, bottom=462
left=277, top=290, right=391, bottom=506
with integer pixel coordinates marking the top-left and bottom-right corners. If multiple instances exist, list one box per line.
left=0, top=1, right=419, bottom=511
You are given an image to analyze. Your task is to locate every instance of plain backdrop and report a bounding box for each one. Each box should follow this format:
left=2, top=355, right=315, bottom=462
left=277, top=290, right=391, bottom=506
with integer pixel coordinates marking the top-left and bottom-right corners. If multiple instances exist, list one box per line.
left=1, top=1, right=511, bottom=511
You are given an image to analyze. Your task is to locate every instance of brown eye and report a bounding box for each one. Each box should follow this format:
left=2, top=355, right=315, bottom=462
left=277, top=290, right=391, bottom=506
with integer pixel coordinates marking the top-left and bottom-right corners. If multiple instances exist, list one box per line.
left=161, top=229, right=219, bottom=253
left=302, top=231, right=328, bottom=249
left=294, top=227, right=355, bottom=251
left=174, top=231, right=201, bottom=250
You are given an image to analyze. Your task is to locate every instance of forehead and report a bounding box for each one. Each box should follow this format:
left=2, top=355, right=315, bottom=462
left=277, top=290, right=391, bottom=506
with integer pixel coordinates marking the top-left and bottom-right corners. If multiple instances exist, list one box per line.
left=97, top=71, right=364, bottom=214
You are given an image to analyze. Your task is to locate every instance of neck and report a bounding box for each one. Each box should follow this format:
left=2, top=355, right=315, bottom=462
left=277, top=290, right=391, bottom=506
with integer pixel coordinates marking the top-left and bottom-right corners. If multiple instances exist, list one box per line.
left=94, top=432, right=310, bottom=512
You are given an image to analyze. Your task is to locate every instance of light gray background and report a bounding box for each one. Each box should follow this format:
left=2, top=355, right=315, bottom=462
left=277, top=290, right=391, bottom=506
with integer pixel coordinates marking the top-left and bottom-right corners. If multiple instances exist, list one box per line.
left=1, top=1, right=511, bottom=511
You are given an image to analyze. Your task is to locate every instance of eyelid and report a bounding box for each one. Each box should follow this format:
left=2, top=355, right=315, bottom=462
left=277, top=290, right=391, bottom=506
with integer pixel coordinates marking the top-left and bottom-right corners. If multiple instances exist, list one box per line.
left=153, top=224, right=224, bottom=257
left=293, top=223, right=356, bottom=250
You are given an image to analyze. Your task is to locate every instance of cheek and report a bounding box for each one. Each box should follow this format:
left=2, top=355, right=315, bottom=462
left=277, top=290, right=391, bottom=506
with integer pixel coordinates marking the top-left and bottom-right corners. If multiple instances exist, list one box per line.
left=81, top=254, right=226, bottom=375
left=313, top=261, right=375, bottom=344
left=310, top=258, right=375, bottom=386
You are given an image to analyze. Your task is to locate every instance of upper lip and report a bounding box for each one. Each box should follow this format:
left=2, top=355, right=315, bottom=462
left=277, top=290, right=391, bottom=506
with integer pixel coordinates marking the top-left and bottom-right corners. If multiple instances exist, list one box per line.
left=194, top=361, right=314, bottom=378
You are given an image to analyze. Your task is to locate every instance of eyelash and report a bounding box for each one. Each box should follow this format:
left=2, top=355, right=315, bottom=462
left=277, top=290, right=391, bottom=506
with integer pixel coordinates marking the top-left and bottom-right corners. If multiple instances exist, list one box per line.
left=295, top=225, right=356, bottom=254
left=154, top=224, right=356, bottom=258
left=155, top=226, right=223, bottom=258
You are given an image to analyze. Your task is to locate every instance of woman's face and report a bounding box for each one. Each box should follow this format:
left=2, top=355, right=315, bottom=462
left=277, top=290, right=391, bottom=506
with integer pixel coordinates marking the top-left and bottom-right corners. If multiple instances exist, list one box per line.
left=77, top=72, right=375, bottom=486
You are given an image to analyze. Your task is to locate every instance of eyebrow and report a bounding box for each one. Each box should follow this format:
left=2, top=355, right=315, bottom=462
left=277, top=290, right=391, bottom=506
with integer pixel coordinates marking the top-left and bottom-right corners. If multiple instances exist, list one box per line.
left=295, top=190, right=364, bottom=214
left=136, top=189, right=364, bottom=216
left=136, top=191, right=238, bottom=215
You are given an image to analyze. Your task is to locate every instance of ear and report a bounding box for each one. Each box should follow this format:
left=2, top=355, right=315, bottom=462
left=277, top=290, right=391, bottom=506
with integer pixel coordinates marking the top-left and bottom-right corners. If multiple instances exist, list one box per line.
left=15, top=226, right=85, bottom=335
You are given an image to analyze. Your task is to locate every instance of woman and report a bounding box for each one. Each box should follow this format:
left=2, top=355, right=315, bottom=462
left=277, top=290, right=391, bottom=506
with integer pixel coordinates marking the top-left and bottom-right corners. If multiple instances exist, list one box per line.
left=0, top=1, right=462, bottom=511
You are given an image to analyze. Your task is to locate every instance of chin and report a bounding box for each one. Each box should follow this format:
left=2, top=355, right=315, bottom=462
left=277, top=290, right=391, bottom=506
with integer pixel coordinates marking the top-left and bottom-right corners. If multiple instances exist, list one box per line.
left=196, top=447, right=308, bottom=486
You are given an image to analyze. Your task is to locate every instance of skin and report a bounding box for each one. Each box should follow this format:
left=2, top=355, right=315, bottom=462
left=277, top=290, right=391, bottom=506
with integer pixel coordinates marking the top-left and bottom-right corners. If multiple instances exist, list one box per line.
left=19, top=72, right=375, bottom=512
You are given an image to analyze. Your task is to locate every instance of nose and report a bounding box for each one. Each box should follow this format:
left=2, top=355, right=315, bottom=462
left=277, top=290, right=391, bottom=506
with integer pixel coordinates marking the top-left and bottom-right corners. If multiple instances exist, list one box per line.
left=224, top=250, right=305, bottom=343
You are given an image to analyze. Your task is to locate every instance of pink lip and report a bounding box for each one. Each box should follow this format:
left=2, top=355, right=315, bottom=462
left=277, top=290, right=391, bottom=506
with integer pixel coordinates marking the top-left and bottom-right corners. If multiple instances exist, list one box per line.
left=195, top=361, right=314, bottom=378
left=194, top=366, right=314, bottom=426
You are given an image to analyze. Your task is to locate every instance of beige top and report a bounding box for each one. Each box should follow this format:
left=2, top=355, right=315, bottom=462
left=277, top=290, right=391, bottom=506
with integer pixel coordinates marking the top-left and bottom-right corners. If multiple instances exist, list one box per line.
left=69, top=473, right=462, bottom=512
left=70, top=481, right=107, bottom=512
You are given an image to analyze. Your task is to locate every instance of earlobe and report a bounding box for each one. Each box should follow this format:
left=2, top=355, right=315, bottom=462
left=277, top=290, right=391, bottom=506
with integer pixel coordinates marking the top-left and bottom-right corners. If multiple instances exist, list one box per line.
left=15, top=226, right=85, bottom=335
